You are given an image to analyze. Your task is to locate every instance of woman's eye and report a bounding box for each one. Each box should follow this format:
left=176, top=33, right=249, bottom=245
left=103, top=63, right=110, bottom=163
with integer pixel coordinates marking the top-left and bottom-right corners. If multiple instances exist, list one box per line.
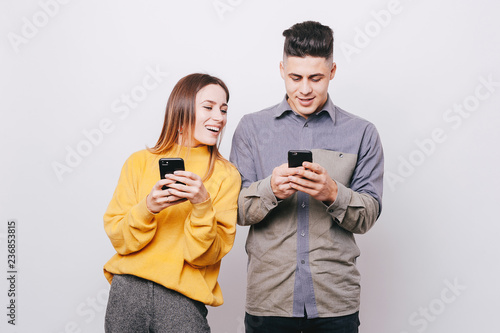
left=221, top=109, right=228, bottom=114
left=203, top=106, right=212, bottom=110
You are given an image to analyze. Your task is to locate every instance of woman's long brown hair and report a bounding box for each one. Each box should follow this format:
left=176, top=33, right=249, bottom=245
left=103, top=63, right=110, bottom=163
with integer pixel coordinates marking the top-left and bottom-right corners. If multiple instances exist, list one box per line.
left=148, top=73, right=230, bottom=181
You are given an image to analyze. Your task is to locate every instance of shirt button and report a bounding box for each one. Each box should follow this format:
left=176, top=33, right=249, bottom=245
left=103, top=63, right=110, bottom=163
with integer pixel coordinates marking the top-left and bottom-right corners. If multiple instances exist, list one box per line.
left=339, top=153, right=344, bottom=158
left=301, top=202, right=306, bottom=208
left=328, top=209, right=334, bottom=213
left=301, top=260, right=305, bottom=264
left=301, top=231, right=305, bottom=237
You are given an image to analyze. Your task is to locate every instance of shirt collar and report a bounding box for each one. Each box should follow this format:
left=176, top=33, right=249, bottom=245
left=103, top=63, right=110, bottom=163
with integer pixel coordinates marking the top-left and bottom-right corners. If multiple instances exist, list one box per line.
left=273, top=94, right=337, bottom=124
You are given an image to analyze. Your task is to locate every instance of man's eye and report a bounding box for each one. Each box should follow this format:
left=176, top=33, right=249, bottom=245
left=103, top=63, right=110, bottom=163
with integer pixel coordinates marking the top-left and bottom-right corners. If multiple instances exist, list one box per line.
left=292, top=77, right=301, bottom=82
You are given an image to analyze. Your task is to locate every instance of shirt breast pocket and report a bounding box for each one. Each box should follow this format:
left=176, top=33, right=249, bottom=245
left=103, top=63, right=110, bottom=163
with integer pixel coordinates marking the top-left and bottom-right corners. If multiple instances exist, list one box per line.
left=311, top=149, right=357, bottom=187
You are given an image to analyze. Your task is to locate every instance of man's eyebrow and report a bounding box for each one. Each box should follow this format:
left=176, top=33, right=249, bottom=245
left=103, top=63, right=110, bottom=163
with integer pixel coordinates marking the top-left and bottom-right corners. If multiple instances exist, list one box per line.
left=288, top=73, right=325, bottom=78
left=308, top=73, right=326, bottom=78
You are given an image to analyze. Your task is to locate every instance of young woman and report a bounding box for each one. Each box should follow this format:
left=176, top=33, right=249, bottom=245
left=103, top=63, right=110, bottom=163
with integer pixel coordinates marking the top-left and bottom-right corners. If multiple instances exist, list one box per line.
left=103, top=73, right=241, bottom=332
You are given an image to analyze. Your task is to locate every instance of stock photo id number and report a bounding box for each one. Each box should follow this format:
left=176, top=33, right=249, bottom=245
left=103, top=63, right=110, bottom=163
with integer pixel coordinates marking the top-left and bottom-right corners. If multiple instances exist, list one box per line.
left=6, top=220, right=17, bottom=326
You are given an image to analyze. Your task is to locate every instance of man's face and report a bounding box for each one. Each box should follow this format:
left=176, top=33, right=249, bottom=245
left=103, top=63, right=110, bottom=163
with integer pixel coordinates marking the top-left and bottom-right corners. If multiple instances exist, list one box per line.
left=280, top=55, right=336, bottom=118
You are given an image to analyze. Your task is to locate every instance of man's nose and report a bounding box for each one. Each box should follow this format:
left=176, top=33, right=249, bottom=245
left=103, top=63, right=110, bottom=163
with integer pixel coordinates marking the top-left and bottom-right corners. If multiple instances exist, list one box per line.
left=299, top=80, right=312, bottom=94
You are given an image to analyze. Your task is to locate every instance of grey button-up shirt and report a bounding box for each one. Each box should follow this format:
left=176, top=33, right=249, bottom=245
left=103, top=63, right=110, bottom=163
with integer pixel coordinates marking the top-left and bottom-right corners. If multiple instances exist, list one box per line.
left=230, top=96, right=384, bottom=318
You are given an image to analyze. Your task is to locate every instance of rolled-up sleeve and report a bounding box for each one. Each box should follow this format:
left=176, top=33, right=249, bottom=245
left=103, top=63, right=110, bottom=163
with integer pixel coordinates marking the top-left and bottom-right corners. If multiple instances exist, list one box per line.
left=327, top=123, right=384, bottom=234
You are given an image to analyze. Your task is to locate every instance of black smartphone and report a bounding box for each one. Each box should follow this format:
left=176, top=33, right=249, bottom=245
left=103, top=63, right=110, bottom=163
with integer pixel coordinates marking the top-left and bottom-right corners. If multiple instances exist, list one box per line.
left=159, top=158, right=185, bottom=190
left=288, top=150, right=312, bottom=168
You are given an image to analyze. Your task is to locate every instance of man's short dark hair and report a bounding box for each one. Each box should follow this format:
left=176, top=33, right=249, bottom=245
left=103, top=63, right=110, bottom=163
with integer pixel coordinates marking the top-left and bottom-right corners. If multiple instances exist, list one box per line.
left=282, top=21, right=334, bottom=60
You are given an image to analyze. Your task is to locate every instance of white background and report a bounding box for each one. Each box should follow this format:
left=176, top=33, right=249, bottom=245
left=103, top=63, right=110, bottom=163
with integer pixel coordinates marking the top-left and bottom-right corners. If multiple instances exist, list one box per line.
left=1, top=0, right=500, bottom=332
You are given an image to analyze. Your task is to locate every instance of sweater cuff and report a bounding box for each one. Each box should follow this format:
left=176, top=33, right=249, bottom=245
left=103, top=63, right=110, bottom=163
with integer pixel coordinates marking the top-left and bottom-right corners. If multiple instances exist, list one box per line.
left=190, top=196, right=214, bottom=223
left=133, top=196, right=157, bottom=223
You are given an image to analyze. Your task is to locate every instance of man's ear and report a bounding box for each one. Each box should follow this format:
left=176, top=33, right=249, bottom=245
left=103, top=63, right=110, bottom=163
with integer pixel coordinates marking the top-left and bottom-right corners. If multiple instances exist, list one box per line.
left=280, top=61, right=285, bottom=80
left=330, top=62, right=337, bottom=80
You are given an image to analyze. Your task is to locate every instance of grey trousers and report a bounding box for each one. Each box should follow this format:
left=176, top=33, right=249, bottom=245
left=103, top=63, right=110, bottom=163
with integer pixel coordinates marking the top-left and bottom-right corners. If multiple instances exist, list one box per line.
left=105, top=274, right=211, bottom=333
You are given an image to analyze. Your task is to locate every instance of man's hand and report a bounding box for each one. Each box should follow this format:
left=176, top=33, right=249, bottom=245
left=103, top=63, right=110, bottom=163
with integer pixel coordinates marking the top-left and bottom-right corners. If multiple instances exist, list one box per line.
left=288, top=162, right=338, bottom=206
left=271, top=163, right=298, bottom=200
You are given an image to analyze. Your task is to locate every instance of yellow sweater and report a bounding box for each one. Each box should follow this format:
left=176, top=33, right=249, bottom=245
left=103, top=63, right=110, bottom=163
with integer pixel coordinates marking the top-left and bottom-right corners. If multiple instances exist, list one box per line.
left=103, top=145, right=241, bottom=306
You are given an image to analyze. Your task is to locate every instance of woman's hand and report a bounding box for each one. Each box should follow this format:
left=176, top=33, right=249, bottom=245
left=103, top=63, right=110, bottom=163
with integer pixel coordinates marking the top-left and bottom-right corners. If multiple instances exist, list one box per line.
left=146, top=178, right=187, bottom=214
left=165, top=171, right=209, bottom=205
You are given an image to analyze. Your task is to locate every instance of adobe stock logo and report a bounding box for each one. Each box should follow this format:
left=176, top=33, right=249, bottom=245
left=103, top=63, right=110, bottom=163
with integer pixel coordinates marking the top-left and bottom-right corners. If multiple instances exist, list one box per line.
left=7, top=0, right=73, bottom=53
left=339, top=0, right=405, bottom=63
left=213, top=0, right=244, bottom=21
left=400, top=278, right=466, bottom=333
left=386, top=74, right=499, bottom=192
left=55, top=286, right=110, bottom=333
left=51, top=65, right=169, bottom=182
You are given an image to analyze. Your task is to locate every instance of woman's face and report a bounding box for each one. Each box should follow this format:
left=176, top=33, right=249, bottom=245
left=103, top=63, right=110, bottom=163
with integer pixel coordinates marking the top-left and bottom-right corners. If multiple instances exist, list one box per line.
left=191, top=84, right=228, bottom=147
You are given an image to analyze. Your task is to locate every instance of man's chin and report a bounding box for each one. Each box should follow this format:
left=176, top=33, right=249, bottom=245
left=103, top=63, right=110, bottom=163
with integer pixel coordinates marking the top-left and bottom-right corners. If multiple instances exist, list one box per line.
left=295, top=107, right=318, bottom=118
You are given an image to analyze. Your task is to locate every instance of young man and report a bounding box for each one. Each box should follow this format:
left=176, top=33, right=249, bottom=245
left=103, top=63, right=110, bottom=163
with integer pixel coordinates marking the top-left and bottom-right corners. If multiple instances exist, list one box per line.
left=230, top=21, right=384, bottom=332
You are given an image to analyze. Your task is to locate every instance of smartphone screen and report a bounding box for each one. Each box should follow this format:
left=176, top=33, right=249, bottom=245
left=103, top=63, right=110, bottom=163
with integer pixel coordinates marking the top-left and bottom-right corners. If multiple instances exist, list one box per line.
left=288, top=150, right=312, bottom=168
left=159, top=158, right=185, bottom=190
